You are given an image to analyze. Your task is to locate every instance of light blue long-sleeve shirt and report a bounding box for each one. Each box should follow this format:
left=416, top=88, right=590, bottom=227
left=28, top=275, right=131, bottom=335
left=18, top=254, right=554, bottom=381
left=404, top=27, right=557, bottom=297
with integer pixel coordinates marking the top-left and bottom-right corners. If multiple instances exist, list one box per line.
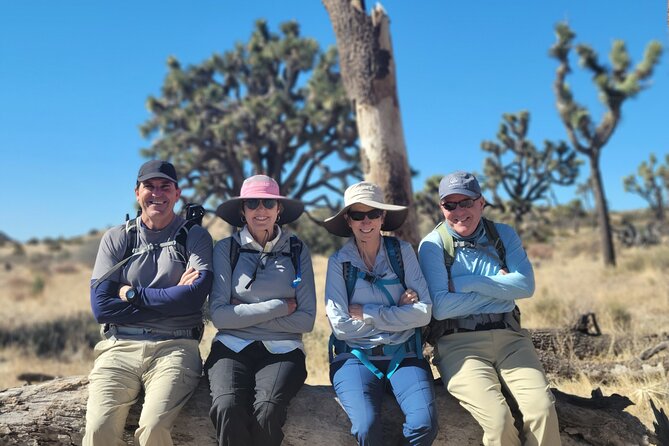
left=418, top=220, right=534, bottom=320
left=325, top=237, right=432, bottom=350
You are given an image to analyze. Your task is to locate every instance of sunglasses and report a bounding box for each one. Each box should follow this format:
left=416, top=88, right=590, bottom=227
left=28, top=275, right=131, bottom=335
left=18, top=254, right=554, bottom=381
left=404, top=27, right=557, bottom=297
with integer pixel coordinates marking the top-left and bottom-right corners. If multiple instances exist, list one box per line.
left=441, top=196, right=480, bottom=211
left=347, top=209, right=384, bottom=221
left=244, top=199, right=278, bottom=210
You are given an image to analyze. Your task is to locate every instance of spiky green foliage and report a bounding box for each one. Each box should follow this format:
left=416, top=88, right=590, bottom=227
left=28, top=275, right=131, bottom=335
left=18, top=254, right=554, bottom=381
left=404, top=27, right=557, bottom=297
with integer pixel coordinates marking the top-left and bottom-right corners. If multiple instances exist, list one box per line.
left=550, top=22, right=662, bottom=266
left=623, top=153, right=669, bottom=221
left=141, top=20, right=360, bottom=210
left=481, top=111, right=580, bottom=228
left=415, top=175, right=443, bottom=227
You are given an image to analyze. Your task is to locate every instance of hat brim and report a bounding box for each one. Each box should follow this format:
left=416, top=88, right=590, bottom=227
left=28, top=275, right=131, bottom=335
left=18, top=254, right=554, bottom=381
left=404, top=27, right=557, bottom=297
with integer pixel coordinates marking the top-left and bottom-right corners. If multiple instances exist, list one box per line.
left=215, top=197, right=304, bottom=227
left=322, top=199, right=408, bottom=237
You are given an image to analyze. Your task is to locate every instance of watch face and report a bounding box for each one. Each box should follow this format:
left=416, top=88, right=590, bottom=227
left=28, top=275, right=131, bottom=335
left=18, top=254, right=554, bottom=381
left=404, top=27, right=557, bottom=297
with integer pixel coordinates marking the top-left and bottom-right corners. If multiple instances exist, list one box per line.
left=126, top=289, right=137, bottom=300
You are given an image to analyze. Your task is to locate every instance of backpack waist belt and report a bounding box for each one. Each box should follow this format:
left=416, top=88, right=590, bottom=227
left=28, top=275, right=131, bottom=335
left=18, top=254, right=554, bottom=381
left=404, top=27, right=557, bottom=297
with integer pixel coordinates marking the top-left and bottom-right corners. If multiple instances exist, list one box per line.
left=442, top=311, right=516, bottom=334
left=103, top=323, right=203, bottom=341
left=329, top=334, right=421, bottom=380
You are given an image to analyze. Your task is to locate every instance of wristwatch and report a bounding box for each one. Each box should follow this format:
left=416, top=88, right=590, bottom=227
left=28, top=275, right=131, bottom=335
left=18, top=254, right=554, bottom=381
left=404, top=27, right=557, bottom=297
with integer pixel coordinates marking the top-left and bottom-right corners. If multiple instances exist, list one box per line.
left=125, top=287, right=138, bottom=304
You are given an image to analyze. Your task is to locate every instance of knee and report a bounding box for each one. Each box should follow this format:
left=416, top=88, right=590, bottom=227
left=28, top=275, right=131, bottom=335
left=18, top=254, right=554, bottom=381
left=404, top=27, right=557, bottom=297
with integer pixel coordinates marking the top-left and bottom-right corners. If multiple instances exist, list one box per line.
left=404, top=410, right=439, bottom=445
left=522, top=392, right=557, bottom=424
left=211, top=394, right=249, bottom=423
left=84, top=420, right=118, bottom=445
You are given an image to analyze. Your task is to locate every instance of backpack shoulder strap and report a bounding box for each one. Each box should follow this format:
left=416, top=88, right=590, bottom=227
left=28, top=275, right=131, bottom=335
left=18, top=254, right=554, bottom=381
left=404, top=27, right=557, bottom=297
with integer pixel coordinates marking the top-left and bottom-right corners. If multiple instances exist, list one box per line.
left=229, top=237, right=242, bottom=273
left=342, top=261, right=358, bottom=302
left=481, top=217, right=507, bottom=270
left=173, top=220, right=197, bottom=264
left=123, top=217, right=139, bottom=260
left=289, top=235, right=303, bottom=288
left=383, top=236, right=406, bottom=290
left=435, top=222, right=455, bottom=290
left=435, top=222, right=455, bottom=267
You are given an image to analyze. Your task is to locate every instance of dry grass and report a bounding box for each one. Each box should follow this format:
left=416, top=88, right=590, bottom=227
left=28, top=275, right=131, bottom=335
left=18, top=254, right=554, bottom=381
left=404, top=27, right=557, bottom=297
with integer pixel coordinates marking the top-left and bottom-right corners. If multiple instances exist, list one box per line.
left=1, top=226, right=668, bottom=432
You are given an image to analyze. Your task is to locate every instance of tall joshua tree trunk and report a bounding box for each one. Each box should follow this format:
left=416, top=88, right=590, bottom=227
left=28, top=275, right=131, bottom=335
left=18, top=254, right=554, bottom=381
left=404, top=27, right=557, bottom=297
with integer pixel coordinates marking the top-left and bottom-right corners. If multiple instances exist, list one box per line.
left=323, top=0, right=419, bottom=247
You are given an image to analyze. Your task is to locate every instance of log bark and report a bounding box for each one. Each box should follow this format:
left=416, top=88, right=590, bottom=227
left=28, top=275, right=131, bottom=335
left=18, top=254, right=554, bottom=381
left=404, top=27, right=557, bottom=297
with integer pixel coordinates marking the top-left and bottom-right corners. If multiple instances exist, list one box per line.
left=323, top=0, right=419, bottom=247
left=0, top=376, right=655, bottom=445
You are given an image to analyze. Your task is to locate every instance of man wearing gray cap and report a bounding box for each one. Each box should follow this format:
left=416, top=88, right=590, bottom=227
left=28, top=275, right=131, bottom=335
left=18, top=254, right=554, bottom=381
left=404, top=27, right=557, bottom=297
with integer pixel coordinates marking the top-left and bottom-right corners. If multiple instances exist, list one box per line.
left=83, top=160, right=213, bottom=446
left=418, top=171, right=560, bottom=446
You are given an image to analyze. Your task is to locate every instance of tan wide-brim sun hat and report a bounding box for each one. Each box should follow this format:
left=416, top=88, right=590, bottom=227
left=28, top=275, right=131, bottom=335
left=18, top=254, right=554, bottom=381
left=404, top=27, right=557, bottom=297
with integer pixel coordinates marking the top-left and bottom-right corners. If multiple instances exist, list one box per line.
left=216, top=175, right=304, bottom=227
left=322, top=182, right=408, bottom=237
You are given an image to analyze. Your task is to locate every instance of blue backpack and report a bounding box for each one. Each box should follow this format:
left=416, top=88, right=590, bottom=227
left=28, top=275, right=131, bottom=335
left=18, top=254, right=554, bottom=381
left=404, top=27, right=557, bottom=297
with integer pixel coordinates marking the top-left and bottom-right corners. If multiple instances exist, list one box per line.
left=330, top=236, right=423, bottom=379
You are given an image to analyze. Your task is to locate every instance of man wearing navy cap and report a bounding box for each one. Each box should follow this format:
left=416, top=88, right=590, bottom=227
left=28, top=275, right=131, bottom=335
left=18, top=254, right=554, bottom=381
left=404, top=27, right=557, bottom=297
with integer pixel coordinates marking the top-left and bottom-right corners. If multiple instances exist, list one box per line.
left=418, top=171, right=560, bottom=446
left=83, top=160, right=213, bottom=446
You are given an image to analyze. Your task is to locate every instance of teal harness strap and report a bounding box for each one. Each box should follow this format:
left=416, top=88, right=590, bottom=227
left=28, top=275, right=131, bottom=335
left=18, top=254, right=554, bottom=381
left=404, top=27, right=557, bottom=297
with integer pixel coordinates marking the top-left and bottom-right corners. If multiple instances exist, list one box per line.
left=349, top=271, right=408, bottom=379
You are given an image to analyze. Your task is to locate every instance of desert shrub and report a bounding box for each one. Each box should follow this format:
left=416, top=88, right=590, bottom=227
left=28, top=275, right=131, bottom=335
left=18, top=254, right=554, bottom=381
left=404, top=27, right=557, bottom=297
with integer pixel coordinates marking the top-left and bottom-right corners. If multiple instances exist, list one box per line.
left=0, top=312, right=99, bottom=357
left=31, top=275, right=45, bottom=295
left=12, top=242, right=25, bottom=257
left=52, top=263, right=79, bottom=274
left=25, top=238, right=39, bottom=245
left=606, top=301, right=632, bottom=332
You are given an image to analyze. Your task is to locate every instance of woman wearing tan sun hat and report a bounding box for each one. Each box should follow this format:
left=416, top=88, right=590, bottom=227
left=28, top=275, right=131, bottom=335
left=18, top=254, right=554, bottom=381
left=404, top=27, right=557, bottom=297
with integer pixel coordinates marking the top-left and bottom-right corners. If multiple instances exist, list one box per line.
left=323, top=181, right=438, bottom=445
left=206, top=174, right=316, bottom=446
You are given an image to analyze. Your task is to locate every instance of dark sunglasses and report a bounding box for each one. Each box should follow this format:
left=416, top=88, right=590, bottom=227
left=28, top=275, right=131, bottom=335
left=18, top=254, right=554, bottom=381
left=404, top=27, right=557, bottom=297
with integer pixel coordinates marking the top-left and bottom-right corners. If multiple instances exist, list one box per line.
left=244, top=199, right=278, bottom=210
left=347, top=209, right=384, bottom=221
left=441, top=196, right=480, bottom=211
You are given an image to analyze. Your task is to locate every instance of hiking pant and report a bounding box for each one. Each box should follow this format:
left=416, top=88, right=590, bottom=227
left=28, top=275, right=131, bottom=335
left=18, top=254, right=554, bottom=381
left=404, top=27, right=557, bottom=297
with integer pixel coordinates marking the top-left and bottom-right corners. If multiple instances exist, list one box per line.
left=434, top=329, right=560, bottom=446
left=205, top=340, right=306, bottom=446
left=83, top=337, right=202, bottom=446
left=330, top=356, right=438, bottom=446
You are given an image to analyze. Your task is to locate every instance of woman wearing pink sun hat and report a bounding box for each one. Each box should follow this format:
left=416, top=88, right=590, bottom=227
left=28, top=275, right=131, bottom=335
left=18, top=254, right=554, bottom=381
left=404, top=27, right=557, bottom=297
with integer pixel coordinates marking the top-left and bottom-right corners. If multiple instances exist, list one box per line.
left=206, top=175, right=316, bottom=446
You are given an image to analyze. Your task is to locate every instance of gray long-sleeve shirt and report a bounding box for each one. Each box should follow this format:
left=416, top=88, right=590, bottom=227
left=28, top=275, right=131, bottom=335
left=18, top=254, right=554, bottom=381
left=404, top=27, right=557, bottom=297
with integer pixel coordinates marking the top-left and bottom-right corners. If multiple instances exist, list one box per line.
left=209, top=227, right=316, bottom=346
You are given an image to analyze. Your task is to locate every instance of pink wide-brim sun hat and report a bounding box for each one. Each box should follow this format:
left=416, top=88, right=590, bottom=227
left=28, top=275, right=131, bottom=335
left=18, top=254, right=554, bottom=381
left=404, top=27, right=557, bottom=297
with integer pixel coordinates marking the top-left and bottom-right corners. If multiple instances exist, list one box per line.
left=322, top=181, right=408, bottom=237
left=215, top=175, right=304, bottom=227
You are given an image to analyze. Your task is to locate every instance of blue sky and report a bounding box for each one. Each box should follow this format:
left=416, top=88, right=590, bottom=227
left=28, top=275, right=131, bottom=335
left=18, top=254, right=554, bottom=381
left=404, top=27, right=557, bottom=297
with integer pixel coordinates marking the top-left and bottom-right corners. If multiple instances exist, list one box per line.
left=1, top=1, right=667, bottom=242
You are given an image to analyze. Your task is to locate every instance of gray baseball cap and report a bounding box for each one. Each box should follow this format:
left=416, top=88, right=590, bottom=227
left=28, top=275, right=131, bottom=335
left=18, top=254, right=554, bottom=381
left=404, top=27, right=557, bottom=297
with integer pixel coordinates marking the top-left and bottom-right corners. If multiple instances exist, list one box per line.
left=439, top=171, right=481, bottom=200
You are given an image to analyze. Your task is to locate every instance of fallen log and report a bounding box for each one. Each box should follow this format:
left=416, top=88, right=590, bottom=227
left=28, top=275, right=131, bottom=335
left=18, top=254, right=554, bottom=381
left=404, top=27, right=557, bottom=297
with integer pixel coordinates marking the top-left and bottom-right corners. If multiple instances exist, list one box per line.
left=0, top=376, right=655, bottom=445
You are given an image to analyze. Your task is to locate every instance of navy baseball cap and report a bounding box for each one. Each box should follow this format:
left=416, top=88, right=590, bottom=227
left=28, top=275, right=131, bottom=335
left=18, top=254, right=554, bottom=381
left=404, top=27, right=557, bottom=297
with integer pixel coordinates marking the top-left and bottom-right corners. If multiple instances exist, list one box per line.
left=137, top=160, right=178, bottom=184
left=439, top=171, right=481, bottom=200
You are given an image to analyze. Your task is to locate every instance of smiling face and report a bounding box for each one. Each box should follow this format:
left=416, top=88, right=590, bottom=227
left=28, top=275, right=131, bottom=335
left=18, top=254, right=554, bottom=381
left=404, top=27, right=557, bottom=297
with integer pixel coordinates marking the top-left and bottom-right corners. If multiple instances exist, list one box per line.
left=243, top=200, right=282, bottom=244
left=441, top=193, right=485, bottom=237
left=135, top=178, right=180, bottom=230
left=346, top=203, right=385, bottom=244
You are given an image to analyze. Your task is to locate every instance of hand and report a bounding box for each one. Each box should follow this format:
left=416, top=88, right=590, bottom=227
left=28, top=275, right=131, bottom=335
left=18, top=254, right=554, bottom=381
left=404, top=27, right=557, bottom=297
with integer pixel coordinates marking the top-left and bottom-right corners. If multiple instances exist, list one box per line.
left=230, top=298, right=243, bottom=305
left=349, top=304, right=363, bottom=321
left=498, top=269, right=509, bottom=275
left=284, top=298, right=297, bottom=314
left=178, top=267, right=199, bottom=286
left=118, top=284, right=131, bottom=301
left=399, top=289, right=419, bottom=306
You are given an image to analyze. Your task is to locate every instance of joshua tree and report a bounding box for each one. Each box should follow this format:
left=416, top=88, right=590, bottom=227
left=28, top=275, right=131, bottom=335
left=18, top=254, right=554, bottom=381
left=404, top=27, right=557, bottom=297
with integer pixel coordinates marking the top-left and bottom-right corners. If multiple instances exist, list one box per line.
left=141, top=20, right=360, bottom=211
left=550, top=23, right=662, bottom=266
left=481, top=110, right=580, bottom=228
left=623, top=153, right=669, bottom=222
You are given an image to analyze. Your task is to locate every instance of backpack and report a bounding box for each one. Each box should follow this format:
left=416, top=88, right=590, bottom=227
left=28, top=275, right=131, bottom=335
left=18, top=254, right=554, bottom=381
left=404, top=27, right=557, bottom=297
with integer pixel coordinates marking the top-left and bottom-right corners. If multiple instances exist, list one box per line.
left=91, top=204, right=205, bottom=288
left=228, top=234, right=304, bottom=289
left=331, top=236, right=423, bottom=379
left=423, top=217, right=509, bottom=345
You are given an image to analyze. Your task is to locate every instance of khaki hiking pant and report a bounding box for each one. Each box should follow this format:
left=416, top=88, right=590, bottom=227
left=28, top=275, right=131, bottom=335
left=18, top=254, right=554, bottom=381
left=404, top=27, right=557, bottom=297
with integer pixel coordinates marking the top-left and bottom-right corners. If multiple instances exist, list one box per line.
left=435, top=329, right=560, bottom=446
left=83, top=337, right=202, bottom=446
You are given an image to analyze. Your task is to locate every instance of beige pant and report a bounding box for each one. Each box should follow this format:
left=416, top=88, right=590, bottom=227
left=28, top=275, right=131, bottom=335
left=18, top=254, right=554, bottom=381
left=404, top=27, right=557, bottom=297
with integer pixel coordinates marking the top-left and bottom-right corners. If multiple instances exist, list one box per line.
left=83, top=337, right=202, bottom=446
left=435, top=329, right=560, bottom=446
